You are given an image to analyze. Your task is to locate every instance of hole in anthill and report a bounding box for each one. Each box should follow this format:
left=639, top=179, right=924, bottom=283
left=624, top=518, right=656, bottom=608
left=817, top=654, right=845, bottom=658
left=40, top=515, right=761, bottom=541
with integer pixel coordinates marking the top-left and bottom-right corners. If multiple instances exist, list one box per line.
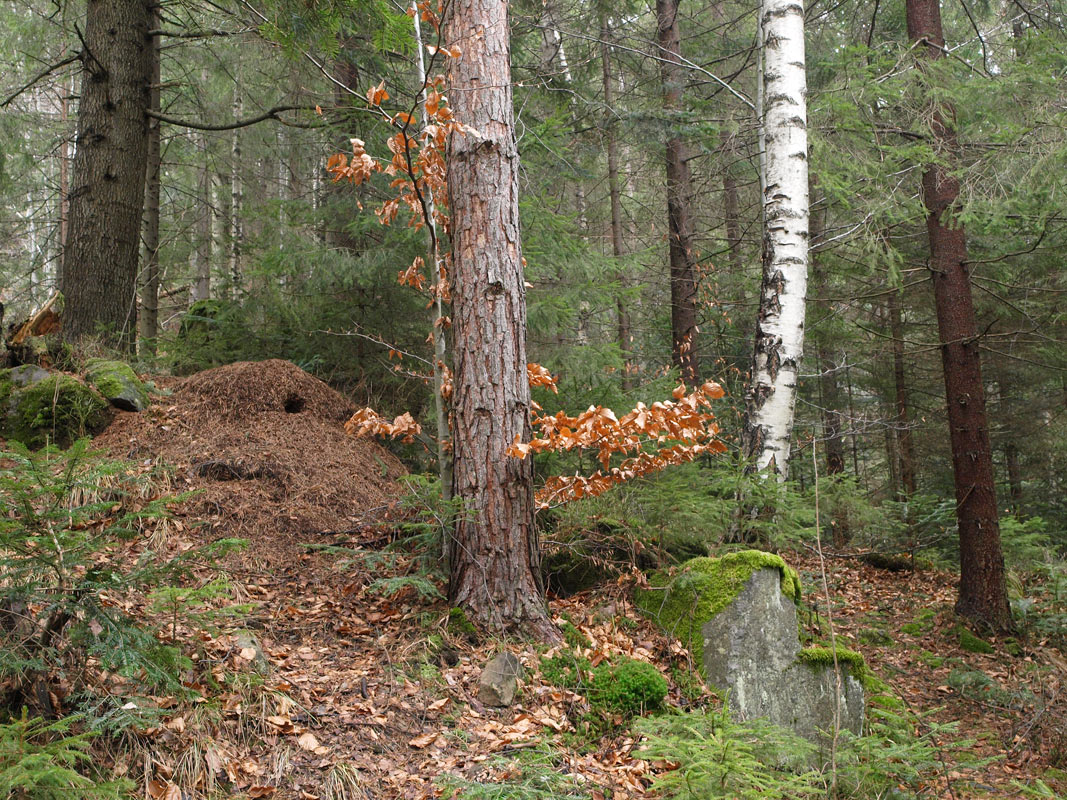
left=284, top=395, right=305, bottom=414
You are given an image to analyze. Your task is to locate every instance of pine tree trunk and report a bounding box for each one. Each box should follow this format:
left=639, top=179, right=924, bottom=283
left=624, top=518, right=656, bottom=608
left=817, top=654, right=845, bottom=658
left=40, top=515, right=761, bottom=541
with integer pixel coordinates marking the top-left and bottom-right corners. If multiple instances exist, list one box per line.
left=1005, top=442, right=1022, bottom=516
left=656, top=0, right=699, bottom=382
left=601, top=19, right=633, bottom=390
left=57, top=60, right=72, bottom=287
left=61, top=0, right=151, bottom=350
left=445, top=0, right=553, bottom=638
left=906, top=0, right=1011, bottom=631
left=191, top=130, right=212, bottom=302
left=138, top=10, right=161, bottom=353
left=740, top=0, right=809, bottom=479
left=888, top=289, right=917, bottom=497
left=229, top=77, right=243, bottom=296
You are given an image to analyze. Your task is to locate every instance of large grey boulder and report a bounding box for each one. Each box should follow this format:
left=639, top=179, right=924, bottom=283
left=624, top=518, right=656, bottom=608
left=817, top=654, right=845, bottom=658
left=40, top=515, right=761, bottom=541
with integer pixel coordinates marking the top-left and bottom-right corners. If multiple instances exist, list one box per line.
left=701, top=568, right=865, bottom=742
left=635, top=553, right=869, bottom=749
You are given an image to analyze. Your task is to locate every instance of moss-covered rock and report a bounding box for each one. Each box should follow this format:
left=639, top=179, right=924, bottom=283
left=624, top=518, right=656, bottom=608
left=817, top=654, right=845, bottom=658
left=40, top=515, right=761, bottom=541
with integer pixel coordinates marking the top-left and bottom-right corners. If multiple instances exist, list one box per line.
left=84, top=358, right=150, bottom=412
left=796, top=645, right=886, bottom=694
left=1, top=372, right=109, bottom=448
left=633, top=550, right=802, bottom=657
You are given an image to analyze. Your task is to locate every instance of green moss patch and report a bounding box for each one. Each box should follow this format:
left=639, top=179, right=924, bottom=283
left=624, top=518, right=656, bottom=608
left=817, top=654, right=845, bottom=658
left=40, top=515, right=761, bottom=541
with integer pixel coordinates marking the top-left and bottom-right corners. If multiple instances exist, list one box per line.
left=84, top=359, right=149, bottom=412
left=590, top=657, right=667, bottom=716
left=797, top=645, right=887, bottom=695
left=1, top=373, right=109, bottom=448
left=446, top=607, right=478, bottom=641
left=959, top=628, right=994, bottom=654
left=633, top=550, right=802, bottom=660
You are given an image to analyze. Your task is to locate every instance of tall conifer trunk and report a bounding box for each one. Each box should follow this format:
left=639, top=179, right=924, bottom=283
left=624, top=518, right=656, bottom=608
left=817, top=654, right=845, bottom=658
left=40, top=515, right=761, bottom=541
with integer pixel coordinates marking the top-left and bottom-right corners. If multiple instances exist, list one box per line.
left=906, top=0, right=1011, bottom=630
left=601, top=18, right=633, bottom=389
left=138, top=6, right=162, bottom=353
left=888, top=289, right=917, bottom=497
left=445, top=0, right=553, bottom=638
left=656, top=0, right=699, bottom=382
left=62, top=0, right=151, bottom=349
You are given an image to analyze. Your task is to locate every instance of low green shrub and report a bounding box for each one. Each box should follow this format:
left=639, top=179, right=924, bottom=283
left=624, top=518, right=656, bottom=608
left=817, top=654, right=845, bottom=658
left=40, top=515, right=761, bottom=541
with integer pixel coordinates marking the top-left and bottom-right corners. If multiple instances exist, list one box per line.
left=0, top=440, right=245, bottom=729
left=0, top=713, right=131, bottom=799
left=636, top=703, right=982, bottom=799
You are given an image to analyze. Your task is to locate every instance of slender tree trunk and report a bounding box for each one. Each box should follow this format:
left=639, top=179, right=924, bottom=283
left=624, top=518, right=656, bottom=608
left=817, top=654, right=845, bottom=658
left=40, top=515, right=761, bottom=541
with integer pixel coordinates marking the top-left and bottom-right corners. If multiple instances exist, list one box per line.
left=601, top=19, right=633, bottom=389
left=656, top=0, right=699, bottom=382
left=445, top=0, right=553, bottom=638
left=906, top=0, right=1011, bottom=631
left=884, top=406, right=901, bottom=501
left=61, top=0, right=151, bottom=350
left=57, top=60, right=72, bottom=287
left=723, top=172, right=743, bottom=274
left=1005, top=442, right=1023, bottom=516
left=138, top=8, right=161, bottom=353
left=740, top=0, right=809, bottom=479
left=412, top=2, right=452, bottom=504
left=191, top=130, right=212, bottom=302
left=229, top=77, right=243, bottom=297
left=810, top=189, right=847, bottom=544
left=888, top=289, right=917, bottom=497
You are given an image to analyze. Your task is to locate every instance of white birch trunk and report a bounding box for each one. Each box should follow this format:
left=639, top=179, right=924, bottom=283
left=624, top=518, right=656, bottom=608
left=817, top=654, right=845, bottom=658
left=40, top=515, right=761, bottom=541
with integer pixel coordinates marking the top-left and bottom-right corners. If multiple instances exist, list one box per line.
left=742, top=0, right=809, bottom=480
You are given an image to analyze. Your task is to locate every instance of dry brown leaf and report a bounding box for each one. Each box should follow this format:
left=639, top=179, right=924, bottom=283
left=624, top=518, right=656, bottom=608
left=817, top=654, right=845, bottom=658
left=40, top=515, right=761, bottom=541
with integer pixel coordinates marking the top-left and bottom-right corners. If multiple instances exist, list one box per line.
left=408, top=731, right=437, bottom=749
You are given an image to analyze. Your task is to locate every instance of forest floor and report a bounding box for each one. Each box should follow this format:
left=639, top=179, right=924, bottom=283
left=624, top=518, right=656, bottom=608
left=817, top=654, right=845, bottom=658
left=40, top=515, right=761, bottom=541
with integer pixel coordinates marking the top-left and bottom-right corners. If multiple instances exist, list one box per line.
left=89, top=361, right=1065, bottom=799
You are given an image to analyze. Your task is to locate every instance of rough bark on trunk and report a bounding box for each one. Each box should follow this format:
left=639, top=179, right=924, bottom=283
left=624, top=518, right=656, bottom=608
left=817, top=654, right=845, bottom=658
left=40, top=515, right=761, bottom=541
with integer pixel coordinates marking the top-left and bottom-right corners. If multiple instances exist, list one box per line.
left=888, top=289, right=917, bottom=497
left=906, top=0, right=1012, bottom=631
left=57, top=62, right=72, bottom=286
left=61, top=0, right=151, bottom=350
left=600, top=19, right=633, bottom=389
left=445, top=0, right=553, bottom=638
left=138, top=9, right=161, bottom=353
left=740, top=0, right=809, bottom=480
left=191, top=130, right=212, bottom=302
left=229, top=77, right=243, bottom=296
left=1005, top=442, right=1022, bottom=516
left=811, top=191, right=847, bottom=545
left=656, top=0, right=699, bottom=383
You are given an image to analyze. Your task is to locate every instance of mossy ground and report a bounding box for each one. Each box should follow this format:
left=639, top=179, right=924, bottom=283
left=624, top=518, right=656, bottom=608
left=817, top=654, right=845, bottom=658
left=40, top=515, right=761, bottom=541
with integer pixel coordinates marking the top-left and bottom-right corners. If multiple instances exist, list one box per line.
left=959, top=628, right=995, bottom=654
left=633, top=550, right=802, bottom=668
left=1, top=373, right=108, bottom=448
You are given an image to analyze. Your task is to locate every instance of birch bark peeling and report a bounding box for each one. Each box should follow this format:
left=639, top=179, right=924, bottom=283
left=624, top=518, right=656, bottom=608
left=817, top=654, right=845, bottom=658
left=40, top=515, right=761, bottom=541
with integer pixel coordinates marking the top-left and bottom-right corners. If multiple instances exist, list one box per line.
left=742, top=0, right=809, bottom=479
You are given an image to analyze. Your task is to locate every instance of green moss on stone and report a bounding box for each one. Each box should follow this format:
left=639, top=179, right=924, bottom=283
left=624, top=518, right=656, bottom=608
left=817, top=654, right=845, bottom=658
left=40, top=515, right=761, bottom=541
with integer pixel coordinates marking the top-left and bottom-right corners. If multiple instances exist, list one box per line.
left=0, top=369, right=12, bottom=410
left=633, top=550, right=802, bottom=659
left=84, top=359, right=149, bottom=411
left=959, top=628, right=994, bottom=654
left=900, top=623, right=923, bottom=636
left=797, top=645, right=887, bottom=694
left=2, top=374, right=108, bottom=448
